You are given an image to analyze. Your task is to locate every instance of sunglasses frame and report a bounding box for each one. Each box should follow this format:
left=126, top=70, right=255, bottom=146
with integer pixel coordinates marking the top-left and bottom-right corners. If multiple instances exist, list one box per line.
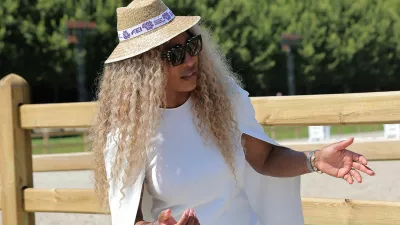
left=161, top=34, right=202, bottom=67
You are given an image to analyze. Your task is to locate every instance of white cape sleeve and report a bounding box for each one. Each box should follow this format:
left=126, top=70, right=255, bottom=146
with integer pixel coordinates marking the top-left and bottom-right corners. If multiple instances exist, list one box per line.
left=104, top=132, right=145, bottom=225
left=233, top=84, right=305, bottom=225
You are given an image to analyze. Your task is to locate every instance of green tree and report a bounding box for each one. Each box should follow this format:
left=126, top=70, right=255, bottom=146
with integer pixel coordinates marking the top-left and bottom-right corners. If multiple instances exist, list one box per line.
left=2, top=0, right=400, bottom=103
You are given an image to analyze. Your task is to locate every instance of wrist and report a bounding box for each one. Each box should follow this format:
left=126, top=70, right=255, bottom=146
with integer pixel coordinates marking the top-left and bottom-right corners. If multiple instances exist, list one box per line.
left=311, top=150, right=323, bottom=174
left=306, top=150, right=322, bottom=174
left=312, top=150, right=321, bottom=171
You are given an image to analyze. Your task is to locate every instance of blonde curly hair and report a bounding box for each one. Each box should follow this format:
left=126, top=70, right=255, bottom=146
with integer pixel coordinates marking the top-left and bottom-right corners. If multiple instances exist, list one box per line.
left=88, top=24, right=244, bottom=212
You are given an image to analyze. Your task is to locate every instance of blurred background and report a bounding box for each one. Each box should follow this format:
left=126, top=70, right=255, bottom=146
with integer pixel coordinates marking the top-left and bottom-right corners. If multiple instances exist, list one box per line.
left=2, top=0, right=400, bottom=104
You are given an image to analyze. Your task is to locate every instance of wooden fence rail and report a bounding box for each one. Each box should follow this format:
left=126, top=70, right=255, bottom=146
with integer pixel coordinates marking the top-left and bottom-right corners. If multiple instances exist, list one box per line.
left=27, top=139, right=400, bottom=172
left=19, top=91, right=400, bottom=129
left=1, top=73, right=400, bottom=225
left=2, top=188, right=400, bottom=225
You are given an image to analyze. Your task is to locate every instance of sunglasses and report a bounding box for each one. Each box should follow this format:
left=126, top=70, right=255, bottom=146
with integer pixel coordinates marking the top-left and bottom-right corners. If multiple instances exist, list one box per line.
left=161, top=35, right=202, bottom=67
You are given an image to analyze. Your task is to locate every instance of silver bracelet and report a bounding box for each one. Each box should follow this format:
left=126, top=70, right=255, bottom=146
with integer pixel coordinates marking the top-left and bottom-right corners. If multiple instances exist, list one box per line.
left=307, top=150, right=323, bottom=174
left=306, top=151, right=314, bottom=172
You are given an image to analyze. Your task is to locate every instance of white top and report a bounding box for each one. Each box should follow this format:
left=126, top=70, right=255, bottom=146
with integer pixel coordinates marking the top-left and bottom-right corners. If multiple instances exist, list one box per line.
left=104, top=83, right=304, bottom=225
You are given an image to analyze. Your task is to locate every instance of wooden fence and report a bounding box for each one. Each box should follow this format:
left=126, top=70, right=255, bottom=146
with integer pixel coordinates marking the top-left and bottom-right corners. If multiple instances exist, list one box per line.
left=31, top=130, right=87, bottom=153
left=1, top=73, right=400, bottom=225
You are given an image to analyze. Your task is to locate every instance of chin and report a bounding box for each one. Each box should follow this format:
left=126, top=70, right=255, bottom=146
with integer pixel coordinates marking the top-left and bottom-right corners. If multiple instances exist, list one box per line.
left=179, top=81, right=197, bottom=92
left=177, top=77, right=197, bottom=92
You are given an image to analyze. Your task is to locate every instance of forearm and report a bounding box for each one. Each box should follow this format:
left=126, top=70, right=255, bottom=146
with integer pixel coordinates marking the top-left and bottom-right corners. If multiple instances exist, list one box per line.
left=135, top=221, right=152, bottom=225
left=263, top=145, right=314, bottom=177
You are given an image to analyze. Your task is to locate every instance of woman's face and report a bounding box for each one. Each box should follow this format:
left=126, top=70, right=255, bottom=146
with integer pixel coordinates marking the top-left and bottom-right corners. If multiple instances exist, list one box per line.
left=163, top=32, right=199, bottom=93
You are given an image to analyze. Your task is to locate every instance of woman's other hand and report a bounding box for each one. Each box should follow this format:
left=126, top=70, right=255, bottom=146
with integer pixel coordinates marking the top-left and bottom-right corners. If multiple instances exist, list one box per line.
left=156, top=208, right=200, bottom=225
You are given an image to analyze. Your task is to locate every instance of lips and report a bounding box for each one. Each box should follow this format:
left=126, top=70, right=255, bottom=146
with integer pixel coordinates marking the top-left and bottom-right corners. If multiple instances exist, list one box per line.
left=181, top=71, right=197, bottom=78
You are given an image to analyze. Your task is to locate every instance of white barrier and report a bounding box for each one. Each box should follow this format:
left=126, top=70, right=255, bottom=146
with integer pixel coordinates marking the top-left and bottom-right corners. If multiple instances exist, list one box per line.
left=308, top=126, right=331, bottom=142
left=384, top=124, right=400, bottom=139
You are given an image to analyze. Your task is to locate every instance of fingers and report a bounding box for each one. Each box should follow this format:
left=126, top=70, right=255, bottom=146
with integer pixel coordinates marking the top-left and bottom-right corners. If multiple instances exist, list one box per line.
left=176, top=209, right=190, bottom=225
left=343, top=173, right=354, bottom=184
left=158, top=208, right=200, bottom=225
left=158, top=209, right=171, bottom=222
left=349, top=168, right=362, bottom=183
left=352, top=152, right=368, bottom=165
left=177, top=209, right=199, bottom=225
left=186, top=209, right=198, bottom=225
left=187, top=216, right=195, bottom=225
left=189, top=209, right=199, bottom=225
left=193, top=217, right=200, bottom=225
left=352, top=162, right=375, bottom=176
left=334, top=137, right=354, bottom=151
left=343, top=163, right=376, bottom=184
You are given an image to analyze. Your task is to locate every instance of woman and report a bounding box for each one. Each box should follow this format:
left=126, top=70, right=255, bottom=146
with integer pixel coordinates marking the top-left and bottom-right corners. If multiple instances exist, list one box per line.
left=88, top=1, right=375, bottom=225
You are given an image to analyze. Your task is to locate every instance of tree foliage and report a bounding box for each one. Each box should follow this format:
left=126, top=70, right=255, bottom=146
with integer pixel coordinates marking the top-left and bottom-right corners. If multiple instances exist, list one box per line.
left=1, top=0, right=400, bottom=103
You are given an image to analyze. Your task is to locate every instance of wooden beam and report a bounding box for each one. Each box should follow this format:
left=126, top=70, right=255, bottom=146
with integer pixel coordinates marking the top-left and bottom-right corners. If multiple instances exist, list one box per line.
left=20, top=102, right=98, bottom=129
left=0, top=74, right=35, bottom=225
left=29, top=140, right=400, bottom=172
left=32, top=152, right=93, bottom=172
left=20, top=91, right=400, bottom=128
left=23, top=188, right=106, bottom=214
left=284, top=139, right=400, bottom=161
left=22, top=188, right=400, bottom=224
left=302, top=197, right=400, bottom=225
left=251, top=91, right=400, bottom=126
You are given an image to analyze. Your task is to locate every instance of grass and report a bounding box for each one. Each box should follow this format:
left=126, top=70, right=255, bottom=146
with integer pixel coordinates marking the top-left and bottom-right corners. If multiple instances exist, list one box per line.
left=32, top=136, right=85, bottom=154
left=264, top=124, right=382, bottom=140
left=31, top=124, right=383, bottom=154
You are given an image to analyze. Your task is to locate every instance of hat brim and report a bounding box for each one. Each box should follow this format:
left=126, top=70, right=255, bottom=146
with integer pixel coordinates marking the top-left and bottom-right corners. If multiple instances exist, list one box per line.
left=105, top=16, right=201, bottom=64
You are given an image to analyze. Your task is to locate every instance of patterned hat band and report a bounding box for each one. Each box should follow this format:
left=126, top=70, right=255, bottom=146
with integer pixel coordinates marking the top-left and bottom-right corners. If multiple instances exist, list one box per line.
left=118, top=8, right=175, bottom=41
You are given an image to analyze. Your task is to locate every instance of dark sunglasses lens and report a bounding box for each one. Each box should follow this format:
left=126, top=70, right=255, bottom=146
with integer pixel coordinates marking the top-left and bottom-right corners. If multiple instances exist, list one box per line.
left=168, top=47, right=185, bottom=66
left=187, top=37, right=202, bottom=56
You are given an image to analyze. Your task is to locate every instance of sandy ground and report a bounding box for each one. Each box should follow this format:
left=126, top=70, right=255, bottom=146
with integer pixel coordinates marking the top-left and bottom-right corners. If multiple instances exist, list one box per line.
left=1, top=131, right=399, bottom=224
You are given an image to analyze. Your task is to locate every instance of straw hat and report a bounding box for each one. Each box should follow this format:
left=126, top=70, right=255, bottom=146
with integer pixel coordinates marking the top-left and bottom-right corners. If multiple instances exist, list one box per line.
left=105, top=0, right=201, bottom=64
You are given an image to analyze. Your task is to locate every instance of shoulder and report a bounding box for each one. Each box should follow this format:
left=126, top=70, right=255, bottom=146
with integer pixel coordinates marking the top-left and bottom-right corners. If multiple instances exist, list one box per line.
left=226, top=78, right=252, bottom=109
left=224, top=78, right=258, bottom=127
left=225, top=78, right=250, bottom=102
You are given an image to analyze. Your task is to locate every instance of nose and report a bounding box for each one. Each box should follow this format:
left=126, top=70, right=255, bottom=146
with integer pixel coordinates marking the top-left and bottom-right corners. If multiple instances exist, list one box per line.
left=184, top=51, right=195, bottom=67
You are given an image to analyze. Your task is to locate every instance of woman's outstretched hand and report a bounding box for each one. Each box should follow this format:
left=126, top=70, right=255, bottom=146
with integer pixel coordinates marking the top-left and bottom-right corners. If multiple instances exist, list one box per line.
left=315, top=137, right=376, bottom=184
left=156, top=208, right=200, bottom=225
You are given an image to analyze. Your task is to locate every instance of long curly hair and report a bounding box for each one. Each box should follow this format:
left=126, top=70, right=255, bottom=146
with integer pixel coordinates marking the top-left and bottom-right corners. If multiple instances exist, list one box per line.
left=88, top=24, right=244, bottom=212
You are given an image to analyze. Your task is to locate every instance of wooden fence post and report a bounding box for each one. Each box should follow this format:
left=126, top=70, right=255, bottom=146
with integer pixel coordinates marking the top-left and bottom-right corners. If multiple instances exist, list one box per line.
left=0, top=74, right=35, bottom=225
